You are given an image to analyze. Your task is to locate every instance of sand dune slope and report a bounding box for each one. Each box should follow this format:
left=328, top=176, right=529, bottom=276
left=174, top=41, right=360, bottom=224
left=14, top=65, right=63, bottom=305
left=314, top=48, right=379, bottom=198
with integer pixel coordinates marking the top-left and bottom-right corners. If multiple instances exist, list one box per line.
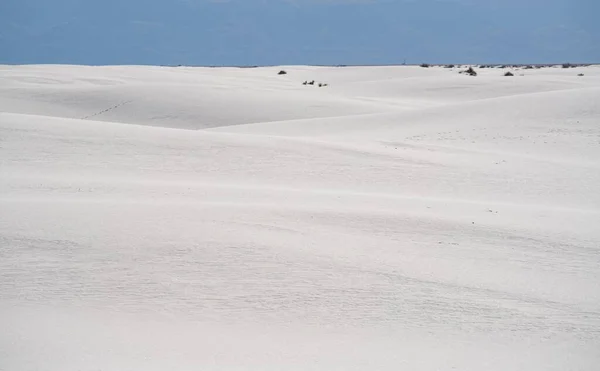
left=1, top=65, right=599, bottom=371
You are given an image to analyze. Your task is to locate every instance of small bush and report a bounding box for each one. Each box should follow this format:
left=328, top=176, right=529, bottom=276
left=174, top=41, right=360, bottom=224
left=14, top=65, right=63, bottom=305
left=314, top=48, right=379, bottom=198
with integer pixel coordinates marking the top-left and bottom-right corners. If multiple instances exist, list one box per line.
left=420, top=63, right=430, bottom=68
left=504, top=71, right=514, bottom=76
left=445, top=64, right=455, bottom=68
left=578, top=73, right=585, bottom=77
left=460, top=67, right=477, bottom=76
left=562, top=63, right=573, bottom=69
left=278, top=70, right=287, bottom=75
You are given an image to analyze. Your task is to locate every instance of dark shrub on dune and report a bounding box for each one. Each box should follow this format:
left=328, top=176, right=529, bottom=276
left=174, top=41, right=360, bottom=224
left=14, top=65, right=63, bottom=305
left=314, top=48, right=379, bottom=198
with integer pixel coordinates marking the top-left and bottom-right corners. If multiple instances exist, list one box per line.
left=460, top=67, right=477, bottom=76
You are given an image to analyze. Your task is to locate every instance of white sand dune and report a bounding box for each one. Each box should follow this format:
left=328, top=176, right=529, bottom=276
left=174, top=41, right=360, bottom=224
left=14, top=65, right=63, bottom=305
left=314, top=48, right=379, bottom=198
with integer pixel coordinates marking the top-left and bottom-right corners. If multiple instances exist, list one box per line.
left=1, top=64, right=599, bottom=371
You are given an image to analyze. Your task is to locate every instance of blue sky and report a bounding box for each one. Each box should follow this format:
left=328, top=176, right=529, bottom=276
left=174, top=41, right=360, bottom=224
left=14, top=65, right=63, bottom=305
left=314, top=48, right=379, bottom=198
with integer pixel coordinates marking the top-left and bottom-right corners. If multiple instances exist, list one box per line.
left=1, top=0, right=598, bottom=65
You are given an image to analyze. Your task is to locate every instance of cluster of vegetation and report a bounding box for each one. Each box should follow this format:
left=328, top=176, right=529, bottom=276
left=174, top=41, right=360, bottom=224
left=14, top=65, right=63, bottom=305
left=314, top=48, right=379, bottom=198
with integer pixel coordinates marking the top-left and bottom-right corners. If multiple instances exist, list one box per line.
left=302, top=80, right=328, bottom=87
left=460, top=67, right=478, bottom=76
left=562, top=63, right=591, bottom=68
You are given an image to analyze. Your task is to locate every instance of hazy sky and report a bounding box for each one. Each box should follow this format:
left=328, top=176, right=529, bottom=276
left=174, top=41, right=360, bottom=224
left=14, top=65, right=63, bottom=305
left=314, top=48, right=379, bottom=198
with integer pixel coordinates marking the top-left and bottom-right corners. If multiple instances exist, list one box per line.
left=1, top=0, right=598, bottom=65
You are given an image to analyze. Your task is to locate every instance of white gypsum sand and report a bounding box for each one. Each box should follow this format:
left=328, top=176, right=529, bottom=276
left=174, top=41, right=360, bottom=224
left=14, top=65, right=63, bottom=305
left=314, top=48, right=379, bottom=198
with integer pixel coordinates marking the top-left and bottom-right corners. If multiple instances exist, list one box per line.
left=1, top=64, right=599, bottom=371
